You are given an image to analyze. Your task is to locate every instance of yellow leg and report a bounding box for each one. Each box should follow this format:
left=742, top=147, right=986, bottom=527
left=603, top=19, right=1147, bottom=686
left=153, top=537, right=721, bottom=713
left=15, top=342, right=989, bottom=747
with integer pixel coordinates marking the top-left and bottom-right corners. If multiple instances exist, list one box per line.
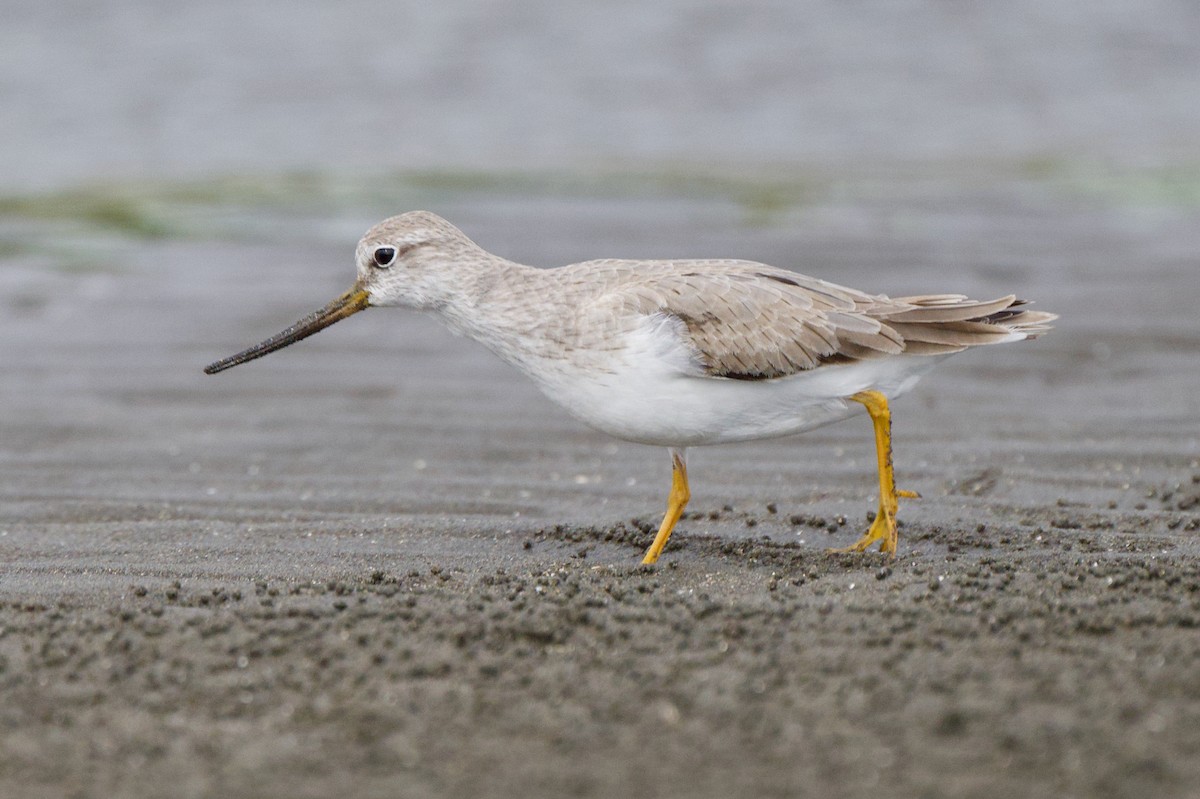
left=830, top=390, right=919, bottom=557
left=642, top=449, right=690, bottom=565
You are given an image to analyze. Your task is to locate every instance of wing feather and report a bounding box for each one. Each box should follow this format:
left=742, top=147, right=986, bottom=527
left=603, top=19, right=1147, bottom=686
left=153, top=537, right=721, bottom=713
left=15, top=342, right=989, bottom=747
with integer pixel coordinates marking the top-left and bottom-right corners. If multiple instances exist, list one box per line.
left=571, top=259, right=1055, bottom=381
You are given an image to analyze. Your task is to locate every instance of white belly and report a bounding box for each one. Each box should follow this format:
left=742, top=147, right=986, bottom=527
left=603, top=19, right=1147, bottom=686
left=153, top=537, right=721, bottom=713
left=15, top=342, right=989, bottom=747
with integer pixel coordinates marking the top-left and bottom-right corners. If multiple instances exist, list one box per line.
left=517, top=325, right=948, bottom=447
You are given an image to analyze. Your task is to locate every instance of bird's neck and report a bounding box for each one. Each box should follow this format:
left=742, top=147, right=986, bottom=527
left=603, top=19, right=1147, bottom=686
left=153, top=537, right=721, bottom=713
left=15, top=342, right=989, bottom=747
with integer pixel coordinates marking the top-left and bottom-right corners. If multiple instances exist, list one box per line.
left=435, top=256, right=550, bottom=351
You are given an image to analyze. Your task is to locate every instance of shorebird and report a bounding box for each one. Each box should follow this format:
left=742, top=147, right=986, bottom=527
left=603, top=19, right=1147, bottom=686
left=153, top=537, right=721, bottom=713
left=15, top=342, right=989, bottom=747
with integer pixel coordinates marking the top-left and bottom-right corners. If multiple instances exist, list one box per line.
left=205, top=211, right=1054, bottom=563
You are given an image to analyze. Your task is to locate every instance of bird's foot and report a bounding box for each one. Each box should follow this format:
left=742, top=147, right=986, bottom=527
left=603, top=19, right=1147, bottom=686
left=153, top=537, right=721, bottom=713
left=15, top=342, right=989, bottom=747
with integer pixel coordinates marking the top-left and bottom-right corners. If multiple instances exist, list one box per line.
left=828, top=489, right=918, bottom=557
left=828, top=505, right=897, bottom=556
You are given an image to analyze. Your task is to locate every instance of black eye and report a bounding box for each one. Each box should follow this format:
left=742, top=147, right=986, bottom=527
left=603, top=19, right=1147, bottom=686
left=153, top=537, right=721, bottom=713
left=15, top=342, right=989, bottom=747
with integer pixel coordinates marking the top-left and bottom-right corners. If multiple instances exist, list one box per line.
left=373, top=246, right=397, bottom=267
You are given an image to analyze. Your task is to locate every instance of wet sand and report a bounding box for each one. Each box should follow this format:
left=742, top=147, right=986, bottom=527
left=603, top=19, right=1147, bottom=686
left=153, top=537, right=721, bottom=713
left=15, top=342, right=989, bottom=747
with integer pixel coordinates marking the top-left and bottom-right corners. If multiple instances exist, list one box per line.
left=2, top=174, right=1200, bottom=798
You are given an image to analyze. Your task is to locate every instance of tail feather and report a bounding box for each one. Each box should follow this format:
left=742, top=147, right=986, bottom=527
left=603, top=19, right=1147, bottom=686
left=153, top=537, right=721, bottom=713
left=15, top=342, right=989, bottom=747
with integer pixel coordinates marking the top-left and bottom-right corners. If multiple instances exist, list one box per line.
left=887, top=321, right=1021, bottom=347
left=996, top=309, right=1056, bottom=339
left=867, top=295, right=1056, bottom=353
left=880, top=294, right=1018, bottom=323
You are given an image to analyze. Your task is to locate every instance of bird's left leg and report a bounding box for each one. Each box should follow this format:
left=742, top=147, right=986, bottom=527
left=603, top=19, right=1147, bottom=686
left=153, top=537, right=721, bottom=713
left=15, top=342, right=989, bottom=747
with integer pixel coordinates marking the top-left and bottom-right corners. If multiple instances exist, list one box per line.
left=830, top=390, right=919, bottom=556
left=641, top=448, right=690, bottom=565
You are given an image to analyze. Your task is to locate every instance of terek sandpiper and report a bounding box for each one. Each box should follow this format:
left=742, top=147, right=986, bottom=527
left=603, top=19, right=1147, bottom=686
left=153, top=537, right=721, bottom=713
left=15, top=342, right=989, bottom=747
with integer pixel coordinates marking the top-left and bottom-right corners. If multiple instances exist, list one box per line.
left=205, top=211, right=1055, bottom=563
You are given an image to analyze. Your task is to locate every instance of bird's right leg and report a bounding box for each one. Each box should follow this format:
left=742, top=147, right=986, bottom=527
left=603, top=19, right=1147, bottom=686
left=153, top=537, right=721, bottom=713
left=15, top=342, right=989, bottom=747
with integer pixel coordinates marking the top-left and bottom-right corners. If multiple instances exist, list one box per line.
left=641, top=448, right=690, bottom=565
left=829, top=390, right=919, bottom=556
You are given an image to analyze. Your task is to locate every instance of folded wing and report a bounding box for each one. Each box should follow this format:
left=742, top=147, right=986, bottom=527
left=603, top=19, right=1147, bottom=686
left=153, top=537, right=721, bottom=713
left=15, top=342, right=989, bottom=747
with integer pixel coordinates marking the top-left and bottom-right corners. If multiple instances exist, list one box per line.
left=592, top=260, right=1055, bottom=381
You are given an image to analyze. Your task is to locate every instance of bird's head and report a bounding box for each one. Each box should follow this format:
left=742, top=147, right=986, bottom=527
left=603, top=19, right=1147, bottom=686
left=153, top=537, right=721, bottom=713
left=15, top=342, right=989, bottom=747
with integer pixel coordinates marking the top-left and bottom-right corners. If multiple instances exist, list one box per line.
left=352, top=211, right=480, bottom=311
left=204, top=211, right=473, bottom=374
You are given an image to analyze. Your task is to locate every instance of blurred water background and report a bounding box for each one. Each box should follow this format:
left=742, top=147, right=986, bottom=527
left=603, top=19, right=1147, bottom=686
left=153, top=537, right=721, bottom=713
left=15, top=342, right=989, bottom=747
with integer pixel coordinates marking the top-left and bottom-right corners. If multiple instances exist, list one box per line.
left=3, top=0, right=1197, bottom=192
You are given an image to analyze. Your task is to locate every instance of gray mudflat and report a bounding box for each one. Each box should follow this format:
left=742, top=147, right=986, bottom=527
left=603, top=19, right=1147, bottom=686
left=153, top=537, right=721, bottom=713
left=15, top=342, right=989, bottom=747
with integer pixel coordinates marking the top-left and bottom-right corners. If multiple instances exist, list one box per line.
left=3, top=177, right=1199, bottom=798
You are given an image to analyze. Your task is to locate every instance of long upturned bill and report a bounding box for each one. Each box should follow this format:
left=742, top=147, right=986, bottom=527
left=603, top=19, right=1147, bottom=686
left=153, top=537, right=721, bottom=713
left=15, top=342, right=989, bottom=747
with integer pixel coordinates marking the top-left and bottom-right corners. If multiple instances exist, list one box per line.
left=204, top=285, right=370, bottom=374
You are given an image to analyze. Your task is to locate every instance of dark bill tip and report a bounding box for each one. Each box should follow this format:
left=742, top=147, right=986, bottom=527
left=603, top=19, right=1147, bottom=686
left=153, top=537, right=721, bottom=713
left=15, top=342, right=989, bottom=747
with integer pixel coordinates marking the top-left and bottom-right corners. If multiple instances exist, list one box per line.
left=204, top=285, right=370, bottom=375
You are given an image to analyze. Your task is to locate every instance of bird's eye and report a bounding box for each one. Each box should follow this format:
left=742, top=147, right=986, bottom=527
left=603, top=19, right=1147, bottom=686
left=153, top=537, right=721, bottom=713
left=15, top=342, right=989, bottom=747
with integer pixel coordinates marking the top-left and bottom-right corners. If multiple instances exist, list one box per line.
left=373, top=246, right=398, bottom=268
